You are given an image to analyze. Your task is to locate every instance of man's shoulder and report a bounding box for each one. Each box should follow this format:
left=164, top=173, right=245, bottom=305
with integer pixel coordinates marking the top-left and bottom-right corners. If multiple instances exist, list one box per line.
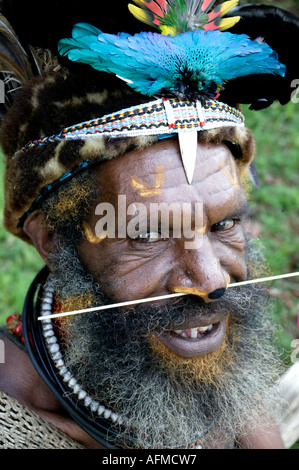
left=0, top=330, right=36, bottom=404
left=0, top=332, right=86, bottom=449
left=0, top=386, right=85, bottom=449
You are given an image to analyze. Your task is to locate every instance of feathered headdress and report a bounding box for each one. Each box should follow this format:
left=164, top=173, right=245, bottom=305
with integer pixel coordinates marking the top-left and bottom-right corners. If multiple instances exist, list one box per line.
left=7, top=0, right=290, bottom=184
left=56, top=0, right=286, bottom=182
left=0, top=12, right=39, bottom=117
left=0, top=0, right=299, bottom=215
left=58, top=0, right=285, bottom=102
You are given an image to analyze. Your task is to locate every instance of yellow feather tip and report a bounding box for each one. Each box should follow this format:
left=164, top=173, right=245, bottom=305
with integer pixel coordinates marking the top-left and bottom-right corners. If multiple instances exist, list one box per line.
left=160, top=25, right=177, bottom=36
left=130, top=0, right=146, bottom=8
left=128, top=4, right=155, bottom=27
left=219, top=16, right=241, bottom=31
left=219, top=0, right=239, bottom=15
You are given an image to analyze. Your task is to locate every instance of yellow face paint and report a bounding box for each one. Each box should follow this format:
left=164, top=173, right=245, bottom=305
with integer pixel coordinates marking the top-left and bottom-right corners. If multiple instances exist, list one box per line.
left=83, top=221, right=107, bottom=244
left=172, top=286, right=209, bottom=300
left=130, top=165, right=165, bottom=197
left=219, top=159, right=240, bottom=189
left=194, top=222, right=207, bottom=236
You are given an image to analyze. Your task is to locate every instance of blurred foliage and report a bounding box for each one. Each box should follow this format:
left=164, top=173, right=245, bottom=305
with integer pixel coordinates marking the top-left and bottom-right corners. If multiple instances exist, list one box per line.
left=243, top=101, right=299, bottom=368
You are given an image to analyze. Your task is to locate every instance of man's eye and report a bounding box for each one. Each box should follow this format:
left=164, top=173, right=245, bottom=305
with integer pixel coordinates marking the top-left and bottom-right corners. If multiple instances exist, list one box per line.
left=133, top=231, right=162, bottom=243
left=210, top=218, right=238, bottom=233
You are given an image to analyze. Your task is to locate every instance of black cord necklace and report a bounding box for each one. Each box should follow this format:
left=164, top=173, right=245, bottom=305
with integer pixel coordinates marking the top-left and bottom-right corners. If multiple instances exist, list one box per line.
left=22, top=266, right=125, bottom=449
left=22, top=266, right=216, bottom=450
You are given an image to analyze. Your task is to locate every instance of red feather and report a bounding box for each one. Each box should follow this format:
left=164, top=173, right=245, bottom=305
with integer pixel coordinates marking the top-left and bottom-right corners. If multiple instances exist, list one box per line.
left=201, top=0, right=217, bottom=14
left=136, top=0, right=168, bottom=17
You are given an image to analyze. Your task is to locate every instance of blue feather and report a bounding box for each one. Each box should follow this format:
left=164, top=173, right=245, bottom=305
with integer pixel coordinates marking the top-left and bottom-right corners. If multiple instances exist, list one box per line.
left=58, top=23, right=286, bottom=97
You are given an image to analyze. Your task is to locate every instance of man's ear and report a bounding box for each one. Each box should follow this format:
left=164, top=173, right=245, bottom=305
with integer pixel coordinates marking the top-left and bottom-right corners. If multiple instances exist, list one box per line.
left=23, top=210, right=56, bottom=265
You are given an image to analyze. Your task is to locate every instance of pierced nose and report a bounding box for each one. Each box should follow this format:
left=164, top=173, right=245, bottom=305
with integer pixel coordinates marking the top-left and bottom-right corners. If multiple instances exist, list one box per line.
left=208, top=287, right=226, bottom=300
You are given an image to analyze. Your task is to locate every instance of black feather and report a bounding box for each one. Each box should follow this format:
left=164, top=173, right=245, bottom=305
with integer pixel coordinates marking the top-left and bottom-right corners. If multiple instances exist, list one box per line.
left=0, top=0, right=152, bottom=99
left=0, top=11, right=39, bottom=117
left=220, top=4, right=299, bottom=109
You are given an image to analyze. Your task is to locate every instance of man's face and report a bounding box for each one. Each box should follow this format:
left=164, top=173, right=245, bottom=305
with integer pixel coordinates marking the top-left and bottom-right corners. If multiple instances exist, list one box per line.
left=77, top=138, right=249, bottom=358
left=51, top=138, right=278, bottom=448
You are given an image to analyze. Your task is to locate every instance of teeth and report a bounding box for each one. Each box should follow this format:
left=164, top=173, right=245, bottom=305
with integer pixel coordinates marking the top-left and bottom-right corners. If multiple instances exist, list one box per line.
left=198, top=325, right=211, bottom=333
left=190, top=328, right=198, bottom=339
left=174, top=325, right=213, bottom=339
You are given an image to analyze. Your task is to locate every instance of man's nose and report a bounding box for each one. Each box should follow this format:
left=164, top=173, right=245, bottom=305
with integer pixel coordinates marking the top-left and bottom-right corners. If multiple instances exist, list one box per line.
left=167, top=237, right=230, bottom=302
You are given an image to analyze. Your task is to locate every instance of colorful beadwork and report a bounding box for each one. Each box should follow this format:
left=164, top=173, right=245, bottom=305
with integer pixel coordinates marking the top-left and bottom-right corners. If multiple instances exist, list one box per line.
left=13, top=98, right=244, bottom=159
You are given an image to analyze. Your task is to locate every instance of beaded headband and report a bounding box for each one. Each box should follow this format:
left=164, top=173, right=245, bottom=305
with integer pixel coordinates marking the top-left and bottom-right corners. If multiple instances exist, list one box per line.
left=15, top=97, right=244, bottom=185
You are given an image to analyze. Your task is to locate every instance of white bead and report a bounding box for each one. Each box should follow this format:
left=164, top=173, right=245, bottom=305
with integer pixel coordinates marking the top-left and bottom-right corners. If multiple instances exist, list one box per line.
left=63, top=372, right=71, bottom=382
left=59, top=366, right=67, bottom=375
left=90, top=401, right=99, bottom=412
left=55, top=359, right=64, bottom=368
left=78, top=390, right=87, bottom=400
left=44, top=329, right=54, bottom=338
left=52, top=351, right=62, bottom=361
left=98, top=405, right=105, bottom=416
left=49, top=343, right=59, bottom=354
left=40, top=317, right=51, bottom=324
left=46, top=336, right=57, bottom=345
left=73, top=384, right=81, bottom=394
left=104, top=409, right=111, bottom=419
left=84, top=396, right=92, bottom=407
left=69, top=377, right=77, bottom=388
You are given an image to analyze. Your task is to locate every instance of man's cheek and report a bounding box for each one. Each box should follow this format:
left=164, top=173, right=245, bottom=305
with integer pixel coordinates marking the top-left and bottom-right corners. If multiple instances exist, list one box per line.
left=92, top=251, right=171, bottom=301
left=213, top=241, right=247, bottom=282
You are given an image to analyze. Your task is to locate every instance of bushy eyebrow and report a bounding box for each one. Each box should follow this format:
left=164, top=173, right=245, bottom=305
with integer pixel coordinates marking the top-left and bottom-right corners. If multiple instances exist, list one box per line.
left=225, top=202, right=251, bottom=221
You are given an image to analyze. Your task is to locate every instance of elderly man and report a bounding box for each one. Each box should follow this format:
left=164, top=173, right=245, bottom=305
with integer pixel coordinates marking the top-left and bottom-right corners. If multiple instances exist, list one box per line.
left=0, top=0, right=298, bottom=449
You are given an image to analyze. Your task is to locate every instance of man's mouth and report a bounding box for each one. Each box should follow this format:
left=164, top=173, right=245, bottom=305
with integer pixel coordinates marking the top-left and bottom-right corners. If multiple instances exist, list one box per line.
left=156, top=319, right=227, bottom=358
left=174, top=324, right=213, bottom=339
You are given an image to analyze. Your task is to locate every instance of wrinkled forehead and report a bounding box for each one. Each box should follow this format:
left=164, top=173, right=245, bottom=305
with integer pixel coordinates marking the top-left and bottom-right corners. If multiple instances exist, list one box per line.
left=95, top=138, right=245, bottom=206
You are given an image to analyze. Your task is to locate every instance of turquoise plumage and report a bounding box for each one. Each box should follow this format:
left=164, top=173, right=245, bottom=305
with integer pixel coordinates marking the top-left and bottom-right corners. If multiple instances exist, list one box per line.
left=58, top=21, right=286, bottom=99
